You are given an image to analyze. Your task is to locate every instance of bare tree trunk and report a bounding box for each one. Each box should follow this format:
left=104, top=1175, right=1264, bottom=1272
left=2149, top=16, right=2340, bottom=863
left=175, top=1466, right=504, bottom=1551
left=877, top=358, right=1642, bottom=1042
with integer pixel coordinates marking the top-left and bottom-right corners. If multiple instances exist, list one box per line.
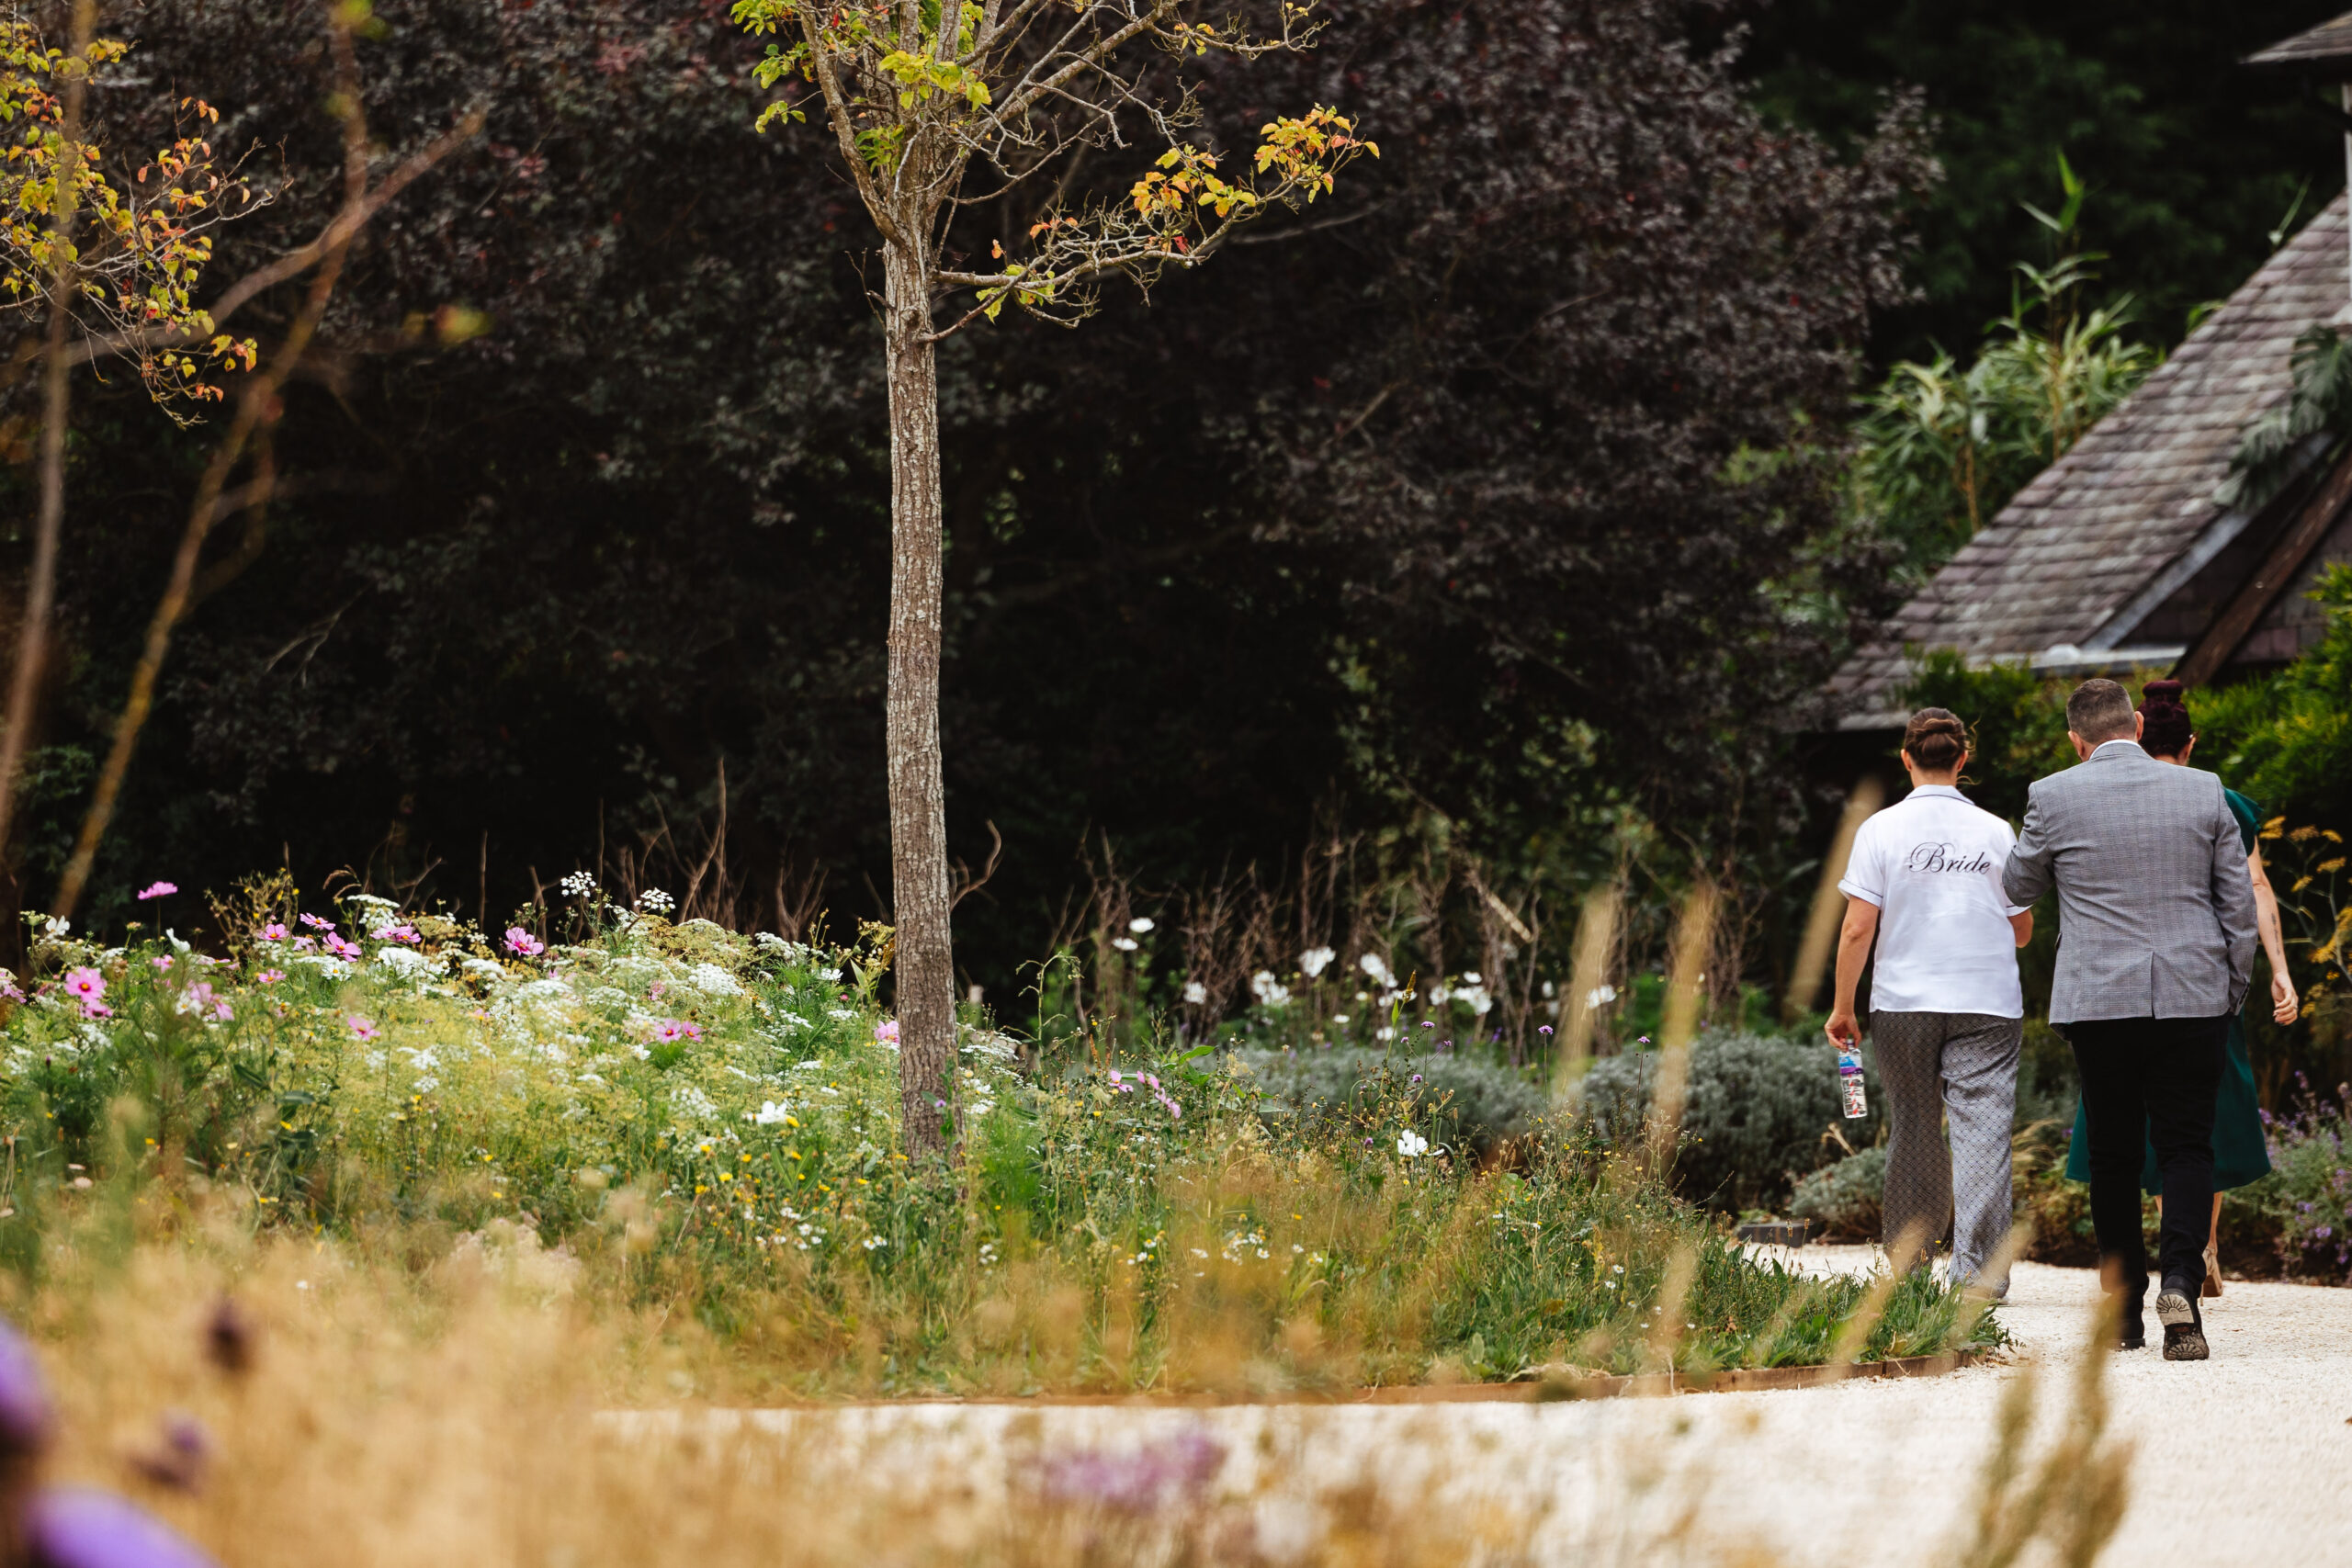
left=882, top=233, right=954, bottom=1160
left=0, top=0, right=94, bottom=865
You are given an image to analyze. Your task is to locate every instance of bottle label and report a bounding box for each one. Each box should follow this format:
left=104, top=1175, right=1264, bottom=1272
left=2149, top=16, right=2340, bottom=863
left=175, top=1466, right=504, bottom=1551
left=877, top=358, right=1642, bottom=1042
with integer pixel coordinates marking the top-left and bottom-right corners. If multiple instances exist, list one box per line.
left=1838, top=1049, right=1867, bottom=1120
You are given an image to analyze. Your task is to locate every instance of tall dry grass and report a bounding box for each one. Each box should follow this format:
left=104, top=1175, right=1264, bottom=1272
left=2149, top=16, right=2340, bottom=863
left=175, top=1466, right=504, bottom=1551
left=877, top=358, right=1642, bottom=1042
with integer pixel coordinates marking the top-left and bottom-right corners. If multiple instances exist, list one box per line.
left=2, top=1192, right=2127, bottom=1568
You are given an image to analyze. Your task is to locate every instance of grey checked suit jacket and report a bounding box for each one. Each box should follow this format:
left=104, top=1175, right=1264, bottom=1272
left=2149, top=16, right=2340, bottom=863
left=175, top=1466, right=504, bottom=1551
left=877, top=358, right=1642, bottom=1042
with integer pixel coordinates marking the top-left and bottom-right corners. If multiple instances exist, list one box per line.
left=2001, top=741, right=2256, bottom=1023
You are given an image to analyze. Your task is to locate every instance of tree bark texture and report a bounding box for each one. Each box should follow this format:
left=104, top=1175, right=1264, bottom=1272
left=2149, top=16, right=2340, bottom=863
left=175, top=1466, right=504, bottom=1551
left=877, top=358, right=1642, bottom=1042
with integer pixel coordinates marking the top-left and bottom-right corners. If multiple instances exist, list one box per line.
left=882, top=236, right=955, bottom=1159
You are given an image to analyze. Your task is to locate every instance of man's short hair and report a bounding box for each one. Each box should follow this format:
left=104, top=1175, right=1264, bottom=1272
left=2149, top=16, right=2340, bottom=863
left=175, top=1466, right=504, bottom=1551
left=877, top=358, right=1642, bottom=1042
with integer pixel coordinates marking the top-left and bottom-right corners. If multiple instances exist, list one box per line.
left=2065, top=678, right=2136, bottom=743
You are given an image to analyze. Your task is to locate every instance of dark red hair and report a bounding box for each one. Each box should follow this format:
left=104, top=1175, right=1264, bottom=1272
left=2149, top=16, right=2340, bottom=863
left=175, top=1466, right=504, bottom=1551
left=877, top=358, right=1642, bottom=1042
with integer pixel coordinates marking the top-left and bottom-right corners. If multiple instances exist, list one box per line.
left=2138, top=678, right=2194, bottom=759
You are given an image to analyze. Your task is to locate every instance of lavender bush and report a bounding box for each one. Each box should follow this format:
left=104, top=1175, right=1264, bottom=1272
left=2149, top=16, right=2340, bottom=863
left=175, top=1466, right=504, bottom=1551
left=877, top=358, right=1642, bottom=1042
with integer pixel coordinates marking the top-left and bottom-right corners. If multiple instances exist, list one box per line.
left=2259, top=1080, right=2352, bottom=1282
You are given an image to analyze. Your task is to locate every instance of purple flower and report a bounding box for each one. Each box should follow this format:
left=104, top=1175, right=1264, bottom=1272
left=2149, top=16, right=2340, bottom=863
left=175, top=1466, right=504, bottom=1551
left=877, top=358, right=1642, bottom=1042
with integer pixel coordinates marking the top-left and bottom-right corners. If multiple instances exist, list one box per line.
left=27, top=1487, right=221, bottom=1568
left=128, top=1411, right=209, bottom=1492
left=0, top=1317, right=54, bottom=1456
left=1538, top=1025, right=1554, bottom=1036
left=2318, top=1226, right=2336, bottom=1241
left=135, top=882, right=177, bottom=901
left=1409, top=1074, right=1423, bottom=1085
left=1419, top=1021, right=1435, bottom=1030
left=503, top=927, right=544, bottom=958
left=1038, top=1427, right=1225, bottom=1514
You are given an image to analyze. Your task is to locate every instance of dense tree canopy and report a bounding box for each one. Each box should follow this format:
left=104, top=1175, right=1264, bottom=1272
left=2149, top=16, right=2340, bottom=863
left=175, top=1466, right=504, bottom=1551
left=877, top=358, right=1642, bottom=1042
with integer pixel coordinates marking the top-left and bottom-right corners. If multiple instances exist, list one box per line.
left=10, top=0, right=1928, bottom=987
left=1741, top=0, right=2351, bottom=363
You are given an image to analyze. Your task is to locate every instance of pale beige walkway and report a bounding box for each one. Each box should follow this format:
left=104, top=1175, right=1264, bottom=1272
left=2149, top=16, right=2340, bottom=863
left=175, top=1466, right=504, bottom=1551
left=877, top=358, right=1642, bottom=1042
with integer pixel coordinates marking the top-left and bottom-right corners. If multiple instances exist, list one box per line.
left=686, top=1258, right=2352, bottom=1564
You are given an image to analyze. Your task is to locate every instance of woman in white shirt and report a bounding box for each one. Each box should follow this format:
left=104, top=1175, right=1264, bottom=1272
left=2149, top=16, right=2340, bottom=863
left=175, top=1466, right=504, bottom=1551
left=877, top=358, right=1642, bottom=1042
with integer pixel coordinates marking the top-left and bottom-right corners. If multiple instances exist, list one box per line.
left=1826, top=708, right=2033, bottom=1296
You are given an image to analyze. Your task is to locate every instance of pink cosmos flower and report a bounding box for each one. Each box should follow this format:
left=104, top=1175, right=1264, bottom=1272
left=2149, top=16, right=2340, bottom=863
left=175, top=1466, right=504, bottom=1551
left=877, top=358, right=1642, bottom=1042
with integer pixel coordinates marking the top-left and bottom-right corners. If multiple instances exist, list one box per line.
left=1107, top=1068, right=1124, bottom=1087
left=299, top=913, right=334, bottom=931
left=346, top=1015, right=379, bottom=1041
left=323, top=934, right=361, bottom=960
left=81, top=1000, right=113, bottom=1020
left=182, top=982, right=232, bottom=1023
left=371, top=923, right=421, bottom=946
left=151, top=955, right=174, bottom=971
left=503, top=927, right=544, bottom=958
left=292, top=935, right=316, bottom=952
left=258, top=923, right=289, bottom=942
left=136, top=881, right=177, bottom=900
left=654, top=1019, right=702, bottom=1043
left=875, top=1020, right=899, bottom=1044
left=62, top=967, right=105, bottom=1003
left=256, top=970, right=286, bottom=986
left=0, top=975, right=20, bottom=1001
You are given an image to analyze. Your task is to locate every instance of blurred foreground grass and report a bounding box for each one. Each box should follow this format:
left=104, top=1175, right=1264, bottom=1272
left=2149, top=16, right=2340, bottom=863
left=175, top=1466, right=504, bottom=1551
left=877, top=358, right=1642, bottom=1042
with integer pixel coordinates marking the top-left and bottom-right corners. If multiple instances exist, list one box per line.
left=11, top=1203, right=2118, bottom=1568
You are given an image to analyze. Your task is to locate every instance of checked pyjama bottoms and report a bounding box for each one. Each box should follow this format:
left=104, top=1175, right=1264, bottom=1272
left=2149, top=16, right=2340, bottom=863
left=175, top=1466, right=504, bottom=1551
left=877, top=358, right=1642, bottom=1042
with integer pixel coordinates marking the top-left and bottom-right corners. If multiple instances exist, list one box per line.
left=1868, top=1010, right=2023, bottom=1294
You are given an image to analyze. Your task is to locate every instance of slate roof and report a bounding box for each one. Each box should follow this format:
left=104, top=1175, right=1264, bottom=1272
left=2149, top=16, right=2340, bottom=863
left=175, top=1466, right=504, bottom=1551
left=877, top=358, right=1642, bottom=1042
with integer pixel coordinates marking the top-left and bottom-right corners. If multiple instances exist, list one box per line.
left=1829, top=193, right=2351, bottom=728
left=2245, top=10, right=2352, bottom=69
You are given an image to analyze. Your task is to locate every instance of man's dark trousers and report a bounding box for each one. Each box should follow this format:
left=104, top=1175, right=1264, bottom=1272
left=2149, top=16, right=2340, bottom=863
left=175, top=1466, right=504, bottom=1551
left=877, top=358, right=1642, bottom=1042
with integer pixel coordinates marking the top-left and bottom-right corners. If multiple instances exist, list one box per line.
left=2066, top=1016, right=2228, bottom=1305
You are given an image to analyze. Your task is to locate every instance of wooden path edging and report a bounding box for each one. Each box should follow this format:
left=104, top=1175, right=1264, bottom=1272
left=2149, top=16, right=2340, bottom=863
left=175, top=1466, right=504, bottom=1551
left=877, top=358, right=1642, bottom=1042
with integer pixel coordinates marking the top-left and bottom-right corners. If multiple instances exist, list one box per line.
left=817, top=1348, right=1991, bottom=1410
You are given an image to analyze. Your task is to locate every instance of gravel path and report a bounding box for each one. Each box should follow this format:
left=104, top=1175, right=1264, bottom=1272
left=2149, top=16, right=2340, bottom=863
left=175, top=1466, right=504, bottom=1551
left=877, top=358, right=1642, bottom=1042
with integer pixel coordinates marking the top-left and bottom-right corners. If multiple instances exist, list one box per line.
left=712, top=1258, right=2352, bottom=1564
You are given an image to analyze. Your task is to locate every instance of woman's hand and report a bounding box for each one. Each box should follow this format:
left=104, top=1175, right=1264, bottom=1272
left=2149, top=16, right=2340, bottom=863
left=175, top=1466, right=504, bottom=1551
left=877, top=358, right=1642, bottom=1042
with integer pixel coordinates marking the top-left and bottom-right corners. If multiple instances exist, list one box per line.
left=2271, top=969, right=2301, bottom=1026
left=1826, top=1010, right=1860, bottom=1050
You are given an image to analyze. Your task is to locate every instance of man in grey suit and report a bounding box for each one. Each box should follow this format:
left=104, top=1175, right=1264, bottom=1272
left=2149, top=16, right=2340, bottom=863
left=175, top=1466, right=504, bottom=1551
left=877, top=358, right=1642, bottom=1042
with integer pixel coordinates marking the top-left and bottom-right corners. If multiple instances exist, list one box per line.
left=2002, top=678, right=2256, bottom=1360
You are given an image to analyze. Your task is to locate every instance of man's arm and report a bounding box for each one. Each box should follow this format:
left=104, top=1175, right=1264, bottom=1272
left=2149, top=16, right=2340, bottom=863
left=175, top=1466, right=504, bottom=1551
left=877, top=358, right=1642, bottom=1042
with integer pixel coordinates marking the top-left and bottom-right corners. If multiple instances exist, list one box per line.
left=2210, top=788, right=2258, bottom=1011
left=1824, top=896, right=1879, bottom=1050
left=2003, top=782, right=2055, bottom=908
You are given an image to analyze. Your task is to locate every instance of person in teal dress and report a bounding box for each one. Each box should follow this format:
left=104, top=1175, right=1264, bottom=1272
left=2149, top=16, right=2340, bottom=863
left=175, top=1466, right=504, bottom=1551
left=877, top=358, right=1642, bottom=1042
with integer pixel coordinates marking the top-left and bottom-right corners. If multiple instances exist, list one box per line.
left=2063, top=679, right=2295, bottom=1296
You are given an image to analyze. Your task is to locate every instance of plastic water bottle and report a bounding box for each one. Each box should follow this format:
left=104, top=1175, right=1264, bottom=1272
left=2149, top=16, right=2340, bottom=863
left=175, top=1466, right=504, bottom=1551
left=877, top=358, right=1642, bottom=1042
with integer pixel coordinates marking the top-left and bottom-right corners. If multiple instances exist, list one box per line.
left=1838, top=1046, right=1867, bottom=1120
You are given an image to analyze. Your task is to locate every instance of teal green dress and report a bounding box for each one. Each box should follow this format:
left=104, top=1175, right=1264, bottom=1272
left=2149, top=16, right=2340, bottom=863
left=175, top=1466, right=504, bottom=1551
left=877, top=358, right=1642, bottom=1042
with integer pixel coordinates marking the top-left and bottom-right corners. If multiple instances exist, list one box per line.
left=2063, top=786, right=2273, bottom=1192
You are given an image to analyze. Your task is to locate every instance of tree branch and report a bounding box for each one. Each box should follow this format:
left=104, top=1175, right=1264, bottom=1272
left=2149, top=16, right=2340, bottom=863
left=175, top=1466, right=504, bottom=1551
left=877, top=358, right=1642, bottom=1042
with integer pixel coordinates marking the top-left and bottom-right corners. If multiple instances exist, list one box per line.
left=51, top=7, right=470, bottom=919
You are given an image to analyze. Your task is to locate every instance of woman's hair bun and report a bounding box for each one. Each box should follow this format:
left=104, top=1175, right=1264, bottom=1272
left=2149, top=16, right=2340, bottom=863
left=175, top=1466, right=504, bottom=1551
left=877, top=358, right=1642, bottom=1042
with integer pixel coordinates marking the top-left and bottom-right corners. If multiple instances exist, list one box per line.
left=2137, top=678, right=2194, bottom=758
left=1902, top=706, right=1968, bottom=772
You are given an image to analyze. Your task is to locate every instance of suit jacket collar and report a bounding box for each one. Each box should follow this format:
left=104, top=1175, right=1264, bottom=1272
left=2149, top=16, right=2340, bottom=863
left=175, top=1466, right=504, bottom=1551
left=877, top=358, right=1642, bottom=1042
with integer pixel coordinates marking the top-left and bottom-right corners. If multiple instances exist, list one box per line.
left=2088, top=739, right=2148, bottom=764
